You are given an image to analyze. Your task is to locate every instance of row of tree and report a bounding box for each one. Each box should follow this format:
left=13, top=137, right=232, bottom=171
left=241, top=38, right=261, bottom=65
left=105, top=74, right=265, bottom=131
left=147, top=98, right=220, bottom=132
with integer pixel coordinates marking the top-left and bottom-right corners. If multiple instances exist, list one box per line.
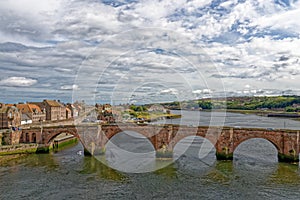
left=162, top=96, right=300, bottom=112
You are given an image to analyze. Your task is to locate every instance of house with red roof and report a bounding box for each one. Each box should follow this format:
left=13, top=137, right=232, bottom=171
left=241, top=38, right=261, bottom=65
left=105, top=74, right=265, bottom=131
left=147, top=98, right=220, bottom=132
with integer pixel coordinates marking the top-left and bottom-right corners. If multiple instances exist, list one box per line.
left=16, top=103, right=46, bottom=123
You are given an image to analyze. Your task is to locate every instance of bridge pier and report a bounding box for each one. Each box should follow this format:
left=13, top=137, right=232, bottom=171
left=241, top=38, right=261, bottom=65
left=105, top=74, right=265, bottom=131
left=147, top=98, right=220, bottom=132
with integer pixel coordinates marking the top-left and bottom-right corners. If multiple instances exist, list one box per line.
left=84, top=148, right=92, bottom=156
left=36, top=144, right=50, bottom=153
left=278, top=152, right=299, bottom=163
left=216, top=151, right=233, bottom=161
left=156, top=147, right=173, bottom=159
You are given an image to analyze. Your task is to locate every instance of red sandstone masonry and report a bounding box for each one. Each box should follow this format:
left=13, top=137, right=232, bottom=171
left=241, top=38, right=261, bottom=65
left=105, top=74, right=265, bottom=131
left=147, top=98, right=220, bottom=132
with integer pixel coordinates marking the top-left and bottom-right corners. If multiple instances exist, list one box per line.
left=21, top=124, right=300, bottom=161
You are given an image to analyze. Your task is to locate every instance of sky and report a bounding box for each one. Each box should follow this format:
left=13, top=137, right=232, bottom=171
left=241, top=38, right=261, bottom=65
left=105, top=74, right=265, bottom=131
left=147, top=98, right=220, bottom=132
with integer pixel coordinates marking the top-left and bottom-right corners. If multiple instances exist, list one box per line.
left=1, top=0, right=300, bottom=104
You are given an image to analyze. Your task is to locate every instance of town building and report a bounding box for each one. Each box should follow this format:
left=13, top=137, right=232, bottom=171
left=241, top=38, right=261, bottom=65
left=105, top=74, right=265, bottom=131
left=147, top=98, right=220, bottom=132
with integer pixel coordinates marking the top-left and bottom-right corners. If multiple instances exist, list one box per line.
left=96, top=104, right=115, bottom=123
left=66, top=103, right=80, bottom=118
left=0, top=103, right=21, bottom=129
left=16, top=103, right=46, bottom=123
left=66, top=107, right=72, bottom=119
left=21, top=113, right=32, bottom=125
left=31, top=100, right=66, bottom=121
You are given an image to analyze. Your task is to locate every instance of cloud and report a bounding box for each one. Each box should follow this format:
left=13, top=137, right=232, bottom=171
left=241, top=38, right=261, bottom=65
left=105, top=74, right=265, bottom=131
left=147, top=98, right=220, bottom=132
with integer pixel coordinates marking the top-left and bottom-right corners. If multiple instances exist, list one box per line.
left=160, top=88, right=178, bottom=95
left=60, top=84, right=79, bottom=90
left=0, top=77, right=37, bottom=87
left=0, top=0, right=62, bottom=46
left=1, top=0, right=300, bottom=103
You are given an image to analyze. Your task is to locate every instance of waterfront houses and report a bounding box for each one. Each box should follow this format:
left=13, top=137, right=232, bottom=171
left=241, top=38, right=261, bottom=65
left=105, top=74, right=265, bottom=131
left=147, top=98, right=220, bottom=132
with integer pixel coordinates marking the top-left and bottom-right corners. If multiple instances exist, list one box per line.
left=31, top=100, right=66, bottom=121
left=66, top=103, right=80, bottom=118
left=21, top=113, right=32, bottom=125
left=66, top=107, right=72, bottom=119
left=0, top=103, right=21, bottom=129
left=16, top=103, right=46, bottom=124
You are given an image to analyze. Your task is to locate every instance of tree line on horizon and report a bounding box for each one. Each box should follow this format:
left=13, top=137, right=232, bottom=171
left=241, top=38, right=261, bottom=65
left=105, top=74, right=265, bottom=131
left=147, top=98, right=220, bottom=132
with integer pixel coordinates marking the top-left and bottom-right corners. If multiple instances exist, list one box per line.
left=160, top=96, right=300, bottom=112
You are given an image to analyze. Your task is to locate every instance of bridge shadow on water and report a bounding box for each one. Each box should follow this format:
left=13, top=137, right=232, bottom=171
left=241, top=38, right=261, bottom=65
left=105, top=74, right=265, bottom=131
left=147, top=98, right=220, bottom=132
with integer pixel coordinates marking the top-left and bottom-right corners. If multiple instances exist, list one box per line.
left=172, top=136, right=217, bottom=177
left=51, top=142, right=127, bottom=181
left=103, top=131, right=157, bottom=173
left=233, top=138, right=278, bottom=175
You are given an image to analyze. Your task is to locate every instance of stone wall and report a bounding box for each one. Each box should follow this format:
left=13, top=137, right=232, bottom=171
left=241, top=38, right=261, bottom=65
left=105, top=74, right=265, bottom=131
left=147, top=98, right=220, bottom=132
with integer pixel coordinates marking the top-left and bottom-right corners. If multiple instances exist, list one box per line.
left=0, top=143, right=38, bottom=155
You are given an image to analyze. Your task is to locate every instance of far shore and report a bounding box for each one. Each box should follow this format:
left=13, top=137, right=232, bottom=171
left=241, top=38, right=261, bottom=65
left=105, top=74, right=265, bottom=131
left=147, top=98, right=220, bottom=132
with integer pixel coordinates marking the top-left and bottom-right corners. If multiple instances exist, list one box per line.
left=173, top=108, right=300, bottom=118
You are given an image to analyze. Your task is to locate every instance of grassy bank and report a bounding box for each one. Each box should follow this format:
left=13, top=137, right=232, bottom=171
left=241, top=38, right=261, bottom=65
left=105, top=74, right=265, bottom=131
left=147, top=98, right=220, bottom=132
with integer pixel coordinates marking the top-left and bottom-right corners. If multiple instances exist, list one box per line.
left=141, top=113, right=182, bottom=121
left=0, top=144, right=38, bottom=156
left=49, top=137, right=78, bottom=152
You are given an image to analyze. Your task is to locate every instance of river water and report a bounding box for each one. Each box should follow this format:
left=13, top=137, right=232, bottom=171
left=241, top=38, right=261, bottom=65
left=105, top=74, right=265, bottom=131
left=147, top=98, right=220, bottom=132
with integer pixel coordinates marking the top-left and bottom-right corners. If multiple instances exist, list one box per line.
left=1, top=111, right=300, bottom=199
left=153, top=110, right=300, bottom=130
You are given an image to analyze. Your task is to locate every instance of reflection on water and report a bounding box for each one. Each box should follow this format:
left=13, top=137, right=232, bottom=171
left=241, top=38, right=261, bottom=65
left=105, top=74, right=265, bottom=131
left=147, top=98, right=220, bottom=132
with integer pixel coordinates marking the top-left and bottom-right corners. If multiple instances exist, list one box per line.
left=105, top=131, right=156, bottom=173
left=234, top=138, right=278, bottom=164
left=269, top=163, right=300, bottom=185
left=79, top=156, right=127, bottom=181
left=173, top=136, right=216, bottom=176
left=234, top=138, right=278, bottom=180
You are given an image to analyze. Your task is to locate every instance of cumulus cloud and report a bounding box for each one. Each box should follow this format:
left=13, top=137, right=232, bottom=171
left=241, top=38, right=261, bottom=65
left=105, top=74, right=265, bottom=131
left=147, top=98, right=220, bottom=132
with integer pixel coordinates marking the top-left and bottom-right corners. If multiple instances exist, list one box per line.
left=1, top=0, right=300, bottom=103
left=0, top=77, right=37, bottom=87
left=0, top=0, right=62, bottom=46
left=60, top=84, right=79, bottom=90
left=160, top=88, right=178, bottom=95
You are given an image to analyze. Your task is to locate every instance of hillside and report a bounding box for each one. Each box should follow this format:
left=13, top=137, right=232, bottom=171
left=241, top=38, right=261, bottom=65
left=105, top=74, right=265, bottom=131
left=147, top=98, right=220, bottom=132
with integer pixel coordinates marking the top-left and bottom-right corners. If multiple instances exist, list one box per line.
left=160, top=96, right=300, bottom=113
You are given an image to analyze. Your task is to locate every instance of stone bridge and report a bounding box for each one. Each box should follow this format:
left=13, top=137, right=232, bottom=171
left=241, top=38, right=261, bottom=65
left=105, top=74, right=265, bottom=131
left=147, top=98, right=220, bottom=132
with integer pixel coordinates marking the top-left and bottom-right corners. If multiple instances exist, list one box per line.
left=21, top=123, right=300, bottom=162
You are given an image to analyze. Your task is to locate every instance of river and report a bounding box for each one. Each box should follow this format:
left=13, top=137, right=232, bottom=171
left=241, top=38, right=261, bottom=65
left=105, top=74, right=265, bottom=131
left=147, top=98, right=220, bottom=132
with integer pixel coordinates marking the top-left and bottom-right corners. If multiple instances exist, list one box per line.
left=1, top=111, right=300, bottom=199
left=153, top=110, right=300, bottom=130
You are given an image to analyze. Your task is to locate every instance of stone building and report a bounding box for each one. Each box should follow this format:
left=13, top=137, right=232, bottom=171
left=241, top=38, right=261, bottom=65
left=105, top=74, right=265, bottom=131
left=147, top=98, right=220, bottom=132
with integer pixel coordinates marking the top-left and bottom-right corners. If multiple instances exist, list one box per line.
left=0, top=103, right=21, bottom=129
left=31, top=100, right=66, bottom=121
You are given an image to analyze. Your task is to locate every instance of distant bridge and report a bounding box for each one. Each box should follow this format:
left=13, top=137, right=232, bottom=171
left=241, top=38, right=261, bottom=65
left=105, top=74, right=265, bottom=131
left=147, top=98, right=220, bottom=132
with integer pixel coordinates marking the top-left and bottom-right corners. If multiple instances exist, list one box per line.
left=21, top=123, right=300, bottom=162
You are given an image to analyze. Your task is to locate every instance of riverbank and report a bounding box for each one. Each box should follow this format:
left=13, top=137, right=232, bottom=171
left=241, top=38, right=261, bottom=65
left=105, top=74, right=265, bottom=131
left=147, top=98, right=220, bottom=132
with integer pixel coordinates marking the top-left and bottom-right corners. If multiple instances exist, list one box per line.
left=197, top=109, right=300, bottom=119
left=0, top=143, right=38, bottom=156
left=0, top=136, right=78, bottom=161
left=0, top=144, right=38, bottom=163
left=144, top=113, right=182, bottom=122
left=49, top=136, right=78, bottom=152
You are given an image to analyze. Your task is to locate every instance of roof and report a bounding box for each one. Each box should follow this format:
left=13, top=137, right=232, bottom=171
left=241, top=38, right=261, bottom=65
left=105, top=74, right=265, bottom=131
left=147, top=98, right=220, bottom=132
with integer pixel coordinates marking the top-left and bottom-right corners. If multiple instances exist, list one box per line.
left=0, top=104, right=18, bottom=114
left=16, top=104, right=29, bottom=113
left=17, top=104, right=42, bottom=113
left=28, top=104, right=42, bottom=113
left=21, top=113, right=31, bottom=121
left=44, top=100, right=63, bottom=107
left=0, top=104, right=8, bottom=113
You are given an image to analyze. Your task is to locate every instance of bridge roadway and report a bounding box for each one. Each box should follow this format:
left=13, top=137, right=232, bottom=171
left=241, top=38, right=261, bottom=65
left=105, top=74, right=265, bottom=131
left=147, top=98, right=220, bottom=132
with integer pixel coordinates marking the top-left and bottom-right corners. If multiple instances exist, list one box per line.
left=21, top=123, right=300, bottom=162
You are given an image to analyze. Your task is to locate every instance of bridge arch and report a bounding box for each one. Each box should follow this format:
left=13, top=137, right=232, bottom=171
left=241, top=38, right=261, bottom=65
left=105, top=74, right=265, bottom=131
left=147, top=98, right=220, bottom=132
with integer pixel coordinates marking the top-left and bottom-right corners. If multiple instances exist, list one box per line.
left=25, top=133, right=29, bottom=143
left=104, top=129, right=156, bottom=150
left=233, top=136, right=281, bottom=153
left=169, top=131, right=217, bottom=152
left=19, top=132, right=24, bottom=143
left=233, top=137, right=279, bottom=163
left=45, top=130, right=79, bottom=145
left=32, top=133, right=36, bottom=143
left=173, top=135, right=216, bottom=159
